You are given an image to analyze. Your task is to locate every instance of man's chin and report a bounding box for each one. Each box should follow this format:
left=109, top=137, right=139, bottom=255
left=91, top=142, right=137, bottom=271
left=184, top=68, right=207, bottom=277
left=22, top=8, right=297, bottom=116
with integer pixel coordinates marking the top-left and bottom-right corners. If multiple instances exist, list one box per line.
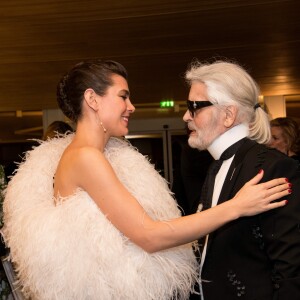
left=188, top=136, right=206, bottom=150
left=188, top=135, right=199, bottom=149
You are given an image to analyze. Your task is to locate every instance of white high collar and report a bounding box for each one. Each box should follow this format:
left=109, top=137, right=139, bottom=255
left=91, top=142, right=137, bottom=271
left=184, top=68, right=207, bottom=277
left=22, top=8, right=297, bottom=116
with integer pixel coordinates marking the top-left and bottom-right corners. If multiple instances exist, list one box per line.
left=207, top=123, right=249, bottom=160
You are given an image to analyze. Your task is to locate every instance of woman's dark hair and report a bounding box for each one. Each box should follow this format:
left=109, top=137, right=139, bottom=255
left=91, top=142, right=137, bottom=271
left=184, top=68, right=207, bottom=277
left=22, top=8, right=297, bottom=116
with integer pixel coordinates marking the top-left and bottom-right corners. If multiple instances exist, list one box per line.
left=270, top=117, right=300, bottom=154
left=57, top=59, right=128, bottom=122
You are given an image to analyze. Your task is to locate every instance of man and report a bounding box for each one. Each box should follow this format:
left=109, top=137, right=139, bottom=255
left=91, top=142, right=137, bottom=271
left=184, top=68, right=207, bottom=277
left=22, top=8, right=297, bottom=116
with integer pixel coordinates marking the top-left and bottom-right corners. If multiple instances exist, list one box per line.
left=183, top=60, right=300, bottom=299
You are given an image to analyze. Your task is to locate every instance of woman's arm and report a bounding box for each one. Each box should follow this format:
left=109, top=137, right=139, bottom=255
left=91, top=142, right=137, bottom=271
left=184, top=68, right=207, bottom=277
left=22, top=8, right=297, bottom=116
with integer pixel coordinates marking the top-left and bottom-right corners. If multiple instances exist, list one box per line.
left=73, top=148, right=289, bottom=253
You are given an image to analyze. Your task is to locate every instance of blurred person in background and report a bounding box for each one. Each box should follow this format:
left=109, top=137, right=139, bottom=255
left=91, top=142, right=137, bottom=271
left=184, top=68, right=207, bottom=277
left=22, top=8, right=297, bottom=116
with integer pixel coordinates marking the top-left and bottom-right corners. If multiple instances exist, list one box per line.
left=43, top=120, right=74, bottom=140
left=269, top=117, right=300, bottom=163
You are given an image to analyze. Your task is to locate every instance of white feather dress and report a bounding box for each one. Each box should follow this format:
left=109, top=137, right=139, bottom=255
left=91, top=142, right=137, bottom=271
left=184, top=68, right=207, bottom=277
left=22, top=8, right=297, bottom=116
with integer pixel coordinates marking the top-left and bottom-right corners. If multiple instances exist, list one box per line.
left=2, top=135, right=198, bottom=300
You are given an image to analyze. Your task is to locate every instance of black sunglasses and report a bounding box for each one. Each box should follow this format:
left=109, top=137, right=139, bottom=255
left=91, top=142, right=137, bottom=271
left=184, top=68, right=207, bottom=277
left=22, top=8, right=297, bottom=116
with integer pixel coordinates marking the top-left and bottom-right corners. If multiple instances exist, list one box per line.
left=186, top=100, right=213, bottom=117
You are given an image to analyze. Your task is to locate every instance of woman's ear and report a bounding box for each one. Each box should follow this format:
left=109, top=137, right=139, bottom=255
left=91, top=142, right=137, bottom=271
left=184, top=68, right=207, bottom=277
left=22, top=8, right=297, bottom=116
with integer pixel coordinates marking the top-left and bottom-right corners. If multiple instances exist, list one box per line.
left=84, top=88, right=98, bottom=111
left=224, top=105, right=238, bottom=128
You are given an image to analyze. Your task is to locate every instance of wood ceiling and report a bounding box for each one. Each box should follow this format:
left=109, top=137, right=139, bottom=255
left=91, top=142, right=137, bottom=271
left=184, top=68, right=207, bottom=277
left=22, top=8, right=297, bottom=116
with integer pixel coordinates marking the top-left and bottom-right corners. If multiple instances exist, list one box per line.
left=0, top=0, right=299, bottom=142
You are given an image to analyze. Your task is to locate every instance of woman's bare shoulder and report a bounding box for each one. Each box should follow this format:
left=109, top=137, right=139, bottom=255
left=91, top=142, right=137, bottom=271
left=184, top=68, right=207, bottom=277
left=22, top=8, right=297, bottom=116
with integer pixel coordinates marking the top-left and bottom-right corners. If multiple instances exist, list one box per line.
left=54, top=145, right=113, bottom=197
left=62, top=145, right=108, bottom=170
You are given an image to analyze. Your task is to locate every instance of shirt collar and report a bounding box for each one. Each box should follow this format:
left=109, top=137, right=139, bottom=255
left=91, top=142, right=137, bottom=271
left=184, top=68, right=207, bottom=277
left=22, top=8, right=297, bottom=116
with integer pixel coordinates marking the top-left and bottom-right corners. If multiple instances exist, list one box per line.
left=207, top=123, right=249, bottom=160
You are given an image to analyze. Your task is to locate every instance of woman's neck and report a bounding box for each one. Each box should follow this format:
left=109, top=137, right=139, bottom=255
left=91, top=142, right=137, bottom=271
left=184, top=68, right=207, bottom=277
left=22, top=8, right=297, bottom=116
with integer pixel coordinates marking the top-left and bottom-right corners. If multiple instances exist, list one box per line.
left=73, top=121, right=109, bottom=152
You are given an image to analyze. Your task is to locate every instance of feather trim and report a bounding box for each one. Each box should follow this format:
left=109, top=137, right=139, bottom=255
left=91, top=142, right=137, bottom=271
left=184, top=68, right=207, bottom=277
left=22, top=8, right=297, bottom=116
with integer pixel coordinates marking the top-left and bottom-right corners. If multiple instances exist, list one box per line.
left=2, top=135, right=197, bottom=300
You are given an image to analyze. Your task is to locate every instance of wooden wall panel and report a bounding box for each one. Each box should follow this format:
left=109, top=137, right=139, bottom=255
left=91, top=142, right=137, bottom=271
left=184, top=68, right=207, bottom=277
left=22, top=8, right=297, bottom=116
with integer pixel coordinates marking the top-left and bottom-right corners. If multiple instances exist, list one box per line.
left=0, top=0, right=299, bottom=142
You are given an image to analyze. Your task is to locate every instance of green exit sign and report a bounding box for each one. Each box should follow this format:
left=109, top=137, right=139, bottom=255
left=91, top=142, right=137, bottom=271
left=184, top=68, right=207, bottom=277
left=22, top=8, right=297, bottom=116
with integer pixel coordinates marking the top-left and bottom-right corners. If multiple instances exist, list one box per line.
left=160, top=100, right=174, bottom=108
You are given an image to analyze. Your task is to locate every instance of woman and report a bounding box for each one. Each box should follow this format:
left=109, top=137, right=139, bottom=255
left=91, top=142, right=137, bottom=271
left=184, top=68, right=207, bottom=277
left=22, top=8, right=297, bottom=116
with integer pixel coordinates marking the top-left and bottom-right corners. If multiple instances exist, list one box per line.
left=3, top=60, right=290, bottom=300
left=270, top=117, right=300, bottom=163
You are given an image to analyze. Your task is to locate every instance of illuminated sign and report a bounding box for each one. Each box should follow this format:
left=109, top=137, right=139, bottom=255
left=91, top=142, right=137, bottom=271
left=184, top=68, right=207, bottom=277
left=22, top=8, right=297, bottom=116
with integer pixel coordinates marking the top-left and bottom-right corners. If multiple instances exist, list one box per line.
left=160, top=100, right=174, bottom=108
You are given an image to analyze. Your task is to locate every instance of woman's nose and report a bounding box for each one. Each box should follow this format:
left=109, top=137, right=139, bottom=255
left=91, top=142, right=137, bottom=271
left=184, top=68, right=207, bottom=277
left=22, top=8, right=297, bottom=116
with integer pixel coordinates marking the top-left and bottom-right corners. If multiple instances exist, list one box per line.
left=127, top=100, right=135, bottom=113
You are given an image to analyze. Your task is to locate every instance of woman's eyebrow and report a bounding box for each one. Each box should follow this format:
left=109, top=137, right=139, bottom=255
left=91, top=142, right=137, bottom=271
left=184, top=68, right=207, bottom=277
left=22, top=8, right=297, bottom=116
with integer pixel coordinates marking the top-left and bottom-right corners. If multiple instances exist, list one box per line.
left=120, top=89, right=130, bottom=97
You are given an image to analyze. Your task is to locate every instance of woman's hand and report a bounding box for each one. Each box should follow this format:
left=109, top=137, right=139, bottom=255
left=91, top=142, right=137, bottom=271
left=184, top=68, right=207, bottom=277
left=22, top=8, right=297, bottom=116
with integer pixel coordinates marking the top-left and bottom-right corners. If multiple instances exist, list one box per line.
left=231, top=170, right=290, bottom=217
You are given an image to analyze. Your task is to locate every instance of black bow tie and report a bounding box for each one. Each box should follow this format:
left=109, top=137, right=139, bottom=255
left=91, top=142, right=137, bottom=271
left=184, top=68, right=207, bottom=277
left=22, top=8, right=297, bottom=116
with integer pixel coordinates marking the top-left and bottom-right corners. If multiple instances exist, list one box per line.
left=210, top=138, right=247, bottom=175
left=220, top=138, right=247, bottom=160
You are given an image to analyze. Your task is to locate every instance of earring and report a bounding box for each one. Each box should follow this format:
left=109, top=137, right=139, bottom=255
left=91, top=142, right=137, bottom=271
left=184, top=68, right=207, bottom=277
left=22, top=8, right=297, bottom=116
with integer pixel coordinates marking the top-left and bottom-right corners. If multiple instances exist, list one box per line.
left=100, top=122, right=107, bottom=133
left=95, top=112, right=107, bottom=133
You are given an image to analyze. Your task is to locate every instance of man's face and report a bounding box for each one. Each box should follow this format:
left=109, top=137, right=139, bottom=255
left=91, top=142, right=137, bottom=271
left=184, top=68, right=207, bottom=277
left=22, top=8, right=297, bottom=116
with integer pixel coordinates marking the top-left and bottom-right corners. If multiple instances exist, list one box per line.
left=183, top=82, right=225, bottom=150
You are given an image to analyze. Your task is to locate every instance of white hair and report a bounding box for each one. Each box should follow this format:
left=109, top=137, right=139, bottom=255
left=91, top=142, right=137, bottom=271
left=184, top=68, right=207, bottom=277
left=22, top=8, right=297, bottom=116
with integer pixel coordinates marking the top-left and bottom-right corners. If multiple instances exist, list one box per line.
left=185, top=60, right=271, bottom=144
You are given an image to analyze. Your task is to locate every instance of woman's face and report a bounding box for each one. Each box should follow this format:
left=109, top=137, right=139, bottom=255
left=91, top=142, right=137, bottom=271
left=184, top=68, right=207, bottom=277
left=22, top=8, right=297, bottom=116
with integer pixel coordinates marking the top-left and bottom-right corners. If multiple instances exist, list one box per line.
left=269, top=126, right=288, bottom=154
left=100, top=74, right=135, bottom=137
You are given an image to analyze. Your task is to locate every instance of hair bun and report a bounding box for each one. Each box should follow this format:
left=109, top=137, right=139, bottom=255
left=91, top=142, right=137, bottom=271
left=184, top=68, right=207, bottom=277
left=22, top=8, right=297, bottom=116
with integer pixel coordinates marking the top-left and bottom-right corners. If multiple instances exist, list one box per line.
left=56, top=73, right=76, bottom=122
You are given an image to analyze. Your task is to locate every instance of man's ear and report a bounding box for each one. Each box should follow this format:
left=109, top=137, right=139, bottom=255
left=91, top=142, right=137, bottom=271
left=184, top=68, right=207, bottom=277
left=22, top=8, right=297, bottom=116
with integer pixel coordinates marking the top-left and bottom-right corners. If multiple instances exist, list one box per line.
left=84, top=88, right=98, bottom=111
left=224, top=105, right=238, bottom=128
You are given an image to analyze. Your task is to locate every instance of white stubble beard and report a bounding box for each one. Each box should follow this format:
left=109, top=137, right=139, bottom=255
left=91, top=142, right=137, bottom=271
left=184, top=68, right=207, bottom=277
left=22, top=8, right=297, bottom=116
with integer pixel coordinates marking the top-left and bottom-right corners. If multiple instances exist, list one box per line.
left=188, top=110, right=221, bottom=150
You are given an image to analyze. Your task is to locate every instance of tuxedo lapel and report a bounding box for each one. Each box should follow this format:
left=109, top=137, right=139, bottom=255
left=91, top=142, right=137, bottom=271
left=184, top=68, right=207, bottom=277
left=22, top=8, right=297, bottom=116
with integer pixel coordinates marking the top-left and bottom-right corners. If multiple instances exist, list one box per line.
left=218, top=139, right=256, bottom=205
left=217, top=163, right=243, bottom=205
left=205, top=162, right=243, bottom=252
left=207, top=139, right=256, bottom=253
left=206, top=139, right=257, bottom=251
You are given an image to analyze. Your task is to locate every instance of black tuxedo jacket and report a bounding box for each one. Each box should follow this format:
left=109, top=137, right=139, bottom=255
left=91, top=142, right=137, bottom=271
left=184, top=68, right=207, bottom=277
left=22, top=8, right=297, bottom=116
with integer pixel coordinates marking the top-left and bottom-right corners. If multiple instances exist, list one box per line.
left=201, top=139, right=300, bottom=300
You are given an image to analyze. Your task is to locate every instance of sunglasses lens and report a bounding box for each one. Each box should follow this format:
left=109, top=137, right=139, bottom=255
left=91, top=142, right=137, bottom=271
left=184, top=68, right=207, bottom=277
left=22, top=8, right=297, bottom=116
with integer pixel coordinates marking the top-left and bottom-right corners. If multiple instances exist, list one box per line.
left=186, top=100, right=213, bottom=116
left=187, top=101, right=195, bottom=116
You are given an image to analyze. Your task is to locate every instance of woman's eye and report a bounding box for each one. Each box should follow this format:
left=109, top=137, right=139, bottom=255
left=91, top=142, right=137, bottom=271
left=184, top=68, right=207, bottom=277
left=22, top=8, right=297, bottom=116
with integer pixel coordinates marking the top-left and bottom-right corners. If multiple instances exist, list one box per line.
left=120, top=95, right=127, bottom=100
